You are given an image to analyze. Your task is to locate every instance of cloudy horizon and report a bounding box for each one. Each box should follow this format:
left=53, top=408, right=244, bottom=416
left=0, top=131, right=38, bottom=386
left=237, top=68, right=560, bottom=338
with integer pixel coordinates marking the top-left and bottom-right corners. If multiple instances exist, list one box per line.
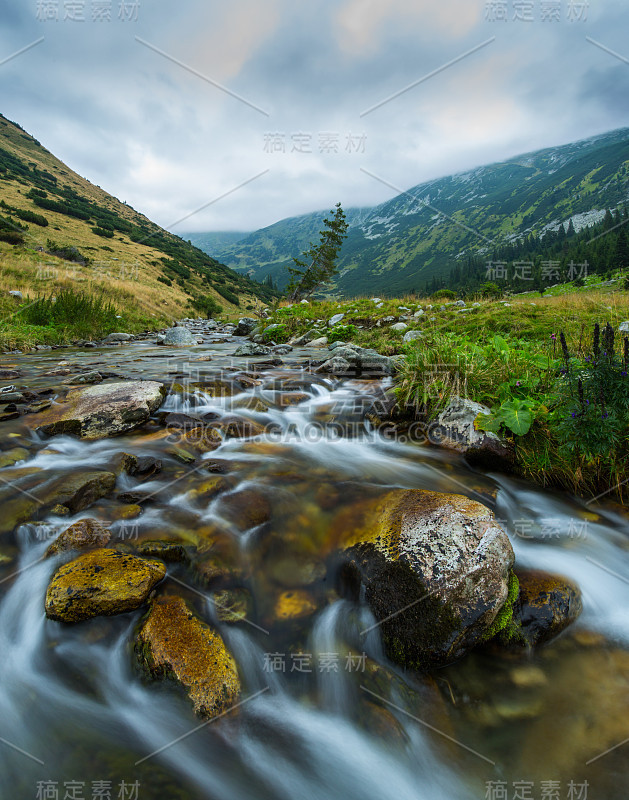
left=1, top=0, right=628, bottom=234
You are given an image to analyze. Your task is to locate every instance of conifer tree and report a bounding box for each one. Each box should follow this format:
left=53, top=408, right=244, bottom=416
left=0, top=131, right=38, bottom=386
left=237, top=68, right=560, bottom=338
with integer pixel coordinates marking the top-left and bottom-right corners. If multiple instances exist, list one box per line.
left=286, top=203, right=348, bottom=301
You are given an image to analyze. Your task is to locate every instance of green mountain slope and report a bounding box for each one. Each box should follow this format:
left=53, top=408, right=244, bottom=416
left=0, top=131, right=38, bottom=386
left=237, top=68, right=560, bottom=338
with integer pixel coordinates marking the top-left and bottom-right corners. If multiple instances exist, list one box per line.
left=191, top=128, right=629, bottom=297
left=0, top=113, right=277, bottom=324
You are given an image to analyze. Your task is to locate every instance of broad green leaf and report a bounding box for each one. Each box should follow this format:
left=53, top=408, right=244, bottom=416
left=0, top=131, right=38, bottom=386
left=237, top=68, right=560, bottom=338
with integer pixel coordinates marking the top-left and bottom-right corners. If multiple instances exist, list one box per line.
left=499, top=399, right=534, bottom=436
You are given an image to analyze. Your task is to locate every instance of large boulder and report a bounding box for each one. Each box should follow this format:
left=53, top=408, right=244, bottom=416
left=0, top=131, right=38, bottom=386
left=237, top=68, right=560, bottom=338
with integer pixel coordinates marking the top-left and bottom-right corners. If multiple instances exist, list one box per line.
left=45, top=549, right=166, bottom=622
left=136, top=595, right=240, bottom=719
left=333, top=489, right=514, bottom=670
left=163, top=327, right=196, bottom=346
left=233, top=317, right=258, bottom=336
left=36, top=381, right=166, bottom=439
left=433, top=397, right=513, bottom=469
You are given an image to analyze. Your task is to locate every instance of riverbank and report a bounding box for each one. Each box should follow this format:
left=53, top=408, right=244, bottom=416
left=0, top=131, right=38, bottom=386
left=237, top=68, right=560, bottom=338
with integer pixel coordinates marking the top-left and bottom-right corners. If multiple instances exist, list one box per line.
left=258, top=284, right=629, bottom=501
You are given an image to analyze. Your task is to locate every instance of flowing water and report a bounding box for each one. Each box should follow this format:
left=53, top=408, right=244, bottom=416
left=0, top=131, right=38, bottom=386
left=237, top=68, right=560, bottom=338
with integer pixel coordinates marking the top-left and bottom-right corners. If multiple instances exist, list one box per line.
left=0, top=335, right=628, bottom=800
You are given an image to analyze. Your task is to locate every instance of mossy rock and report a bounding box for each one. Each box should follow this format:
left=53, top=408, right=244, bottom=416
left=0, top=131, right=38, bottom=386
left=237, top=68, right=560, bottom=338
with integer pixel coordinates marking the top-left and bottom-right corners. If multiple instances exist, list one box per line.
left=332, top=489, right=514, bottom=670
left=496, top=568, right=582, bottom=649
left=273, top=589, right=318, bottom=622
left=135, top=595, right=240, bottom=719
left=45, top=549, right=166, bottom=622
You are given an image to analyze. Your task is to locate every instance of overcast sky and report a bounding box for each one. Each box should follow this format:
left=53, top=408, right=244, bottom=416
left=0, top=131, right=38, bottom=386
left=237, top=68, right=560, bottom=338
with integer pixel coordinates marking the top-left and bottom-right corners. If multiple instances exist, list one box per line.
left=1, top=0, right=628, bottom=233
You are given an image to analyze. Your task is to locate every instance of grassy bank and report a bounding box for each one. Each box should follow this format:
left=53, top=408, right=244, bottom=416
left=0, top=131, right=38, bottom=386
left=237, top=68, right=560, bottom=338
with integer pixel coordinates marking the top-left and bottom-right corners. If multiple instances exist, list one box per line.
left=262, top=280, right=629, bottom=501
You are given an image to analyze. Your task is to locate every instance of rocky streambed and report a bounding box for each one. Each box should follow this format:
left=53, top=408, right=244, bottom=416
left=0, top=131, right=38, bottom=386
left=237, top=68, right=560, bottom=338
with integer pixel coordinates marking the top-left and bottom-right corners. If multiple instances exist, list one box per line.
left=0, top=319, right=627, bottom=800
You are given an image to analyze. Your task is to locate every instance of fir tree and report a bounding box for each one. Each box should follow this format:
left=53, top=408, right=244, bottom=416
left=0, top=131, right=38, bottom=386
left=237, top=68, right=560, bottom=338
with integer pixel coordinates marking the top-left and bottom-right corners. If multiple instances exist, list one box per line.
left=286, top=203, right=348, bottom=301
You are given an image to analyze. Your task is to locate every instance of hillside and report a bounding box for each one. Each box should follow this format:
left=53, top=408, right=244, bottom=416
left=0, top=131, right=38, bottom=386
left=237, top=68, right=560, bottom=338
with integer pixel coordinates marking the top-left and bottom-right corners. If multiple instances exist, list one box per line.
left=189, top=128, right=629, bottom=296
left=0, top=113, right=277, bottom=336
left=185, top=207, right=371, bottom=288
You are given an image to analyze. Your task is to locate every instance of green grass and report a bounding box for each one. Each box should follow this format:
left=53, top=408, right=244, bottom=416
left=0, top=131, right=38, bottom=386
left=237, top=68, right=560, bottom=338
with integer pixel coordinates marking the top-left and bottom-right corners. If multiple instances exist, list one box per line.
left=265, top=280, right=629, bottom=500
left=0, top=288, right=170, bottom=350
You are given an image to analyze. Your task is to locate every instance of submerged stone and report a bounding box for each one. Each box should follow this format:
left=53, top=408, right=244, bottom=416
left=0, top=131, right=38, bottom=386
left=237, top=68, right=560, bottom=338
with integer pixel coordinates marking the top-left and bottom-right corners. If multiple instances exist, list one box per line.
left=46, top=518, right=112, bottom=557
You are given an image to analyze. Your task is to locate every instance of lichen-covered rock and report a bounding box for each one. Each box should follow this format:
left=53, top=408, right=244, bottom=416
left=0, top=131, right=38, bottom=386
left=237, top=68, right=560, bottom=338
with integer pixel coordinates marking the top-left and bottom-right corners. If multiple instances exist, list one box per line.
left=212, top=588, right=253, bottom=623
left=333, top=489, right=514, bottom=669
left=46, top=518, right=111, bottom=557
left=36, top=381, right=166, bottom=439
left=163, top=327, right=196, bottom=347
left=181, top=425, right=223, bottom=452
left=136, top=595, right=240, bottom=718
left=0, top=447, right=29, bottom=468
left=63, top=371, right=103, bottom=385
left=433, top=397, right=513, bottom=469
left=45, top=549, right=166, bottom=622
left=136, top=541, right=190, bottom=563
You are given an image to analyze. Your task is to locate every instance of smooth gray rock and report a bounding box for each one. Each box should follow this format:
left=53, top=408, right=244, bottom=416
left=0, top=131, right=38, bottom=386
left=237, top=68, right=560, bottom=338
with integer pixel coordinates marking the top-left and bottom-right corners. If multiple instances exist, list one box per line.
left=315, top=356, right=352, bottom=375
left=163, top=328, right=196, bottom=347
left=403, top=330, right=423, bottom=343
left=105, top=332, right=134, bottom=343
left=390, top=322, right=408, bottom=332
left=328, top=313, right=345, bottom=327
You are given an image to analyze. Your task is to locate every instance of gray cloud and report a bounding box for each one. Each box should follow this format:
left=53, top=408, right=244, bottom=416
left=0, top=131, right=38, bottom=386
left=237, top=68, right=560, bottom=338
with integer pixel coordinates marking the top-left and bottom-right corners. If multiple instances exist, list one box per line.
left=1, top=0, right=628, bottom=233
